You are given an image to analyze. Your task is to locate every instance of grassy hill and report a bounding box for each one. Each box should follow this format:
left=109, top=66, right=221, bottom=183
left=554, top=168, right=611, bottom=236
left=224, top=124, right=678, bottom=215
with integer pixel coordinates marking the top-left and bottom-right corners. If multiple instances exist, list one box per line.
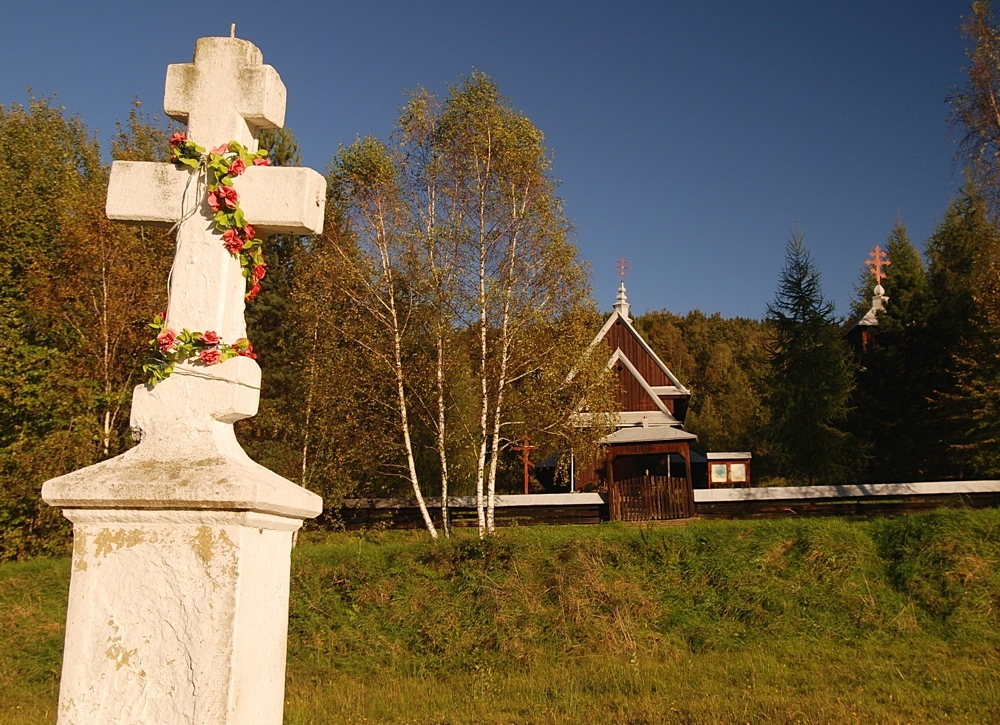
left=3, top=509, right=1000, bottom=723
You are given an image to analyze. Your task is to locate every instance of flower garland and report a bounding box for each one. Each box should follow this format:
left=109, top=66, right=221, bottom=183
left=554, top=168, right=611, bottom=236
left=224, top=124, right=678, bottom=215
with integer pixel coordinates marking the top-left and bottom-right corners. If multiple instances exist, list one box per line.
left=142, top=134, right=271, bottom=386
left=168, top=132, right=271, bottom=301
left=143, top=313, right=257, bottom=387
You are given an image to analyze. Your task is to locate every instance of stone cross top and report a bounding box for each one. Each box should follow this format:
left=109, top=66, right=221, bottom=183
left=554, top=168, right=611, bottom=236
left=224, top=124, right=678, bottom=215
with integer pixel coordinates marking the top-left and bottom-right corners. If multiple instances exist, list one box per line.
left=107, top=37, right=325, bottom=344
left=165, top=37, right=285, bottom=150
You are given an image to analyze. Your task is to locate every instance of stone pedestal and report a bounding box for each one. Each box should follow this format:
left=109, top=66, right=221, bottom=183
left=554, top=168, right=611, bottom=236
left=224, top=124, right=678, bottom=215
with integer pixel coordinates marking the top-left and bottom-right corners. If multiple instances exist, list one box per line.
left=43, top=359, right=322, bottom=724
left=56, top=511, right=300, bottom=724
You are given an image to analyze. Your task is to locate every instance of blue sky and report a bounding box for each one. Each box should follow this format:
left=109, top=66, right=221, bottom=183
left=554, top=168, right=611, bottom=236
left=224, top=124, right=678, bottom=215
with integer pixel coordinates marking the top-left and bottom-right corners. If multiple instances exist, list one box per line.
left=1, top=1, right=971, bottom=319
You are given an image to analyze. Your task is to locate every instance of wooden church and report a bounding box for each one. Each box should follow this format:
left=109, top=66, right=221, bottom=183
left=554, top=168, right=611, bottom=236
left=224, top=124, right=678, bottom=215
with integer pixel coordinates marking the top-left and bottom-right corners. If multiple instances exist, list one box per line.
left=576, top=282, right=697, bottom=520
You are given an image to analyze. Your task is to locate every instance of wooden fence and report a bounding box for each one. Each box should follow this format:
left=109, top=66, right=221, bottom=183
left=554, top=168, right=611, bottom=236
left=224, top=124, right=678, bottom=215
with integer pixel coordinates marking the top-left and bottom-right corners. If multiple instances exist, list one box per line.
left=608, top=475, right=694, bottom=521
left=340, top=493, right=605, bottom=529
left=694, top=481, right=1000, bottom=519
left=338, top=482, right=1000, bottom=529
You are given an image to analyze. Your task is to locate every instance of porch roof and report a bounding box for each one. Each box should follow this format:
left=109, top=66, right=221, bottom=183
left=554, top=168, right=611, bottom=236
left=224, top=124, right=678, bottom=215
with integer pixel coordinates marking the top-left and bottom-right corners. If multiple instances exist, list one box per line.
left=602, top=425, right=697, bottom=444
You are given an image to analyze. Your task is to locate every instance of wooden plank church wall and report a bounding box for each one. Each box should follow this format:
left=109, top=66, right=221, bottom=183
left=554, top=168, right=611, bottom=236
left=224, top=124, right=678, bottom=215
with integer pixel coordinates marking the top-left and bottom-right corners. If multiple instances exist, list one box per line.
left=605, top=319, right=678, bottom=413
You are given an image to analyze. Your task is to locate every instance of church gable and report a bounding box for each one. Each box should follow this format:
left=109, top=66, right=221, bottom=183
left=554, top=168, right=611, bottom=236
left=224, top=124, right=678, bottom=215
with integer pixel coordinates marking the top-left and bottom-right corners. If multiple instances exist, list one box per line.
left=604, top=317, right=682, bottom=391
left=609, top=349, right=678, bottom=418
left=586, top=282, right=691, bottom=422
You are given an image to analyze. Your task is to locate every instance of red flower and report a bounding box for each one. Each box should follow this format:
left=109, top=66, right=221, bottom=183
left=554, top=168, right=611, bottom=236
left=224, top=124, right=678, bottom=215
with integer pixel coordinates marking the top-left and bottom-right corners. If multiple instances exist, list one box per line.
left=252, top=264, right=267, bottom=283
left=246, top=281, right=261, bottom=301
left=208, top=190, right=220, bottom=211
left=223, top=229, right=243, bottom=254
left=242, top=224, right=255, bottom=240
left=156, top=328, right=177, bottom=353
left=235, top=338, right=257, bottom=359
left=211, top=143, right=229, bottom=156
left=199, top=347, right=221, bottom=365
left=168, top=132, right=187, bottom=148
left=199, top=330, right=221, bottom=345
left=228, top=158, right=246, bottom=177
left=253, top=157, right=271, bottom=166
left=218, top=185, right=239, bottom=210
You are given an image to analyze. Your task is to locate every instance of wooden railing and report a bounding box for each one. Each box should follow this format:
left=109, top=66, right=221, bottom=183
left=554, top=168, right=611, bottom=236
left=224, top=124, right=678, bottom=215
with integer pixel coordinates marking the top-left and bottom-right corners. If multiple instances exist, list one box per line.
left=609, top=475, right=694, bottom=521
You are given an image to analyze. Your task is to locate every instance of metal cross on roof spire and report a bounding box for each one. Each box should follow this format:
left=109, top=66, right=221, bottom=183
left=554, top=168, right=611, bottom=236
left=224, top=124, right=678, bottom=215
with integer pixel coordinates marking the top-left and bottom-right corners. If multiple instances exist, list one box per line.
left=866, top=245, right=891, bottom=282
left=615, top=256, right=631, bottom=280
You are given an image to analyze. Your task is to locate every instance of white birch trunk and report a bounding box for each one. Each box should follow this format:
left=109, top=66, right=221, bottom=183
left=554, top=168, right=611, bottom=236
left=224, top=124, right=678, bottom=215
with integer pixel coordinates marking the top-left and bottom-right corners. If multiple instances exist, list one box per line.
left=475, top=265, right=489, bottom=538
left=436, top=333, right=450, bottom=538
left=392, top=328, right=437, bottom=539
left=357, top=191, right=439, bottom=540
left=300, top=320, right=320, bottom=486
left=474, top=149, right=491, bottom=538
left=485, top=229, right=520, bottom=533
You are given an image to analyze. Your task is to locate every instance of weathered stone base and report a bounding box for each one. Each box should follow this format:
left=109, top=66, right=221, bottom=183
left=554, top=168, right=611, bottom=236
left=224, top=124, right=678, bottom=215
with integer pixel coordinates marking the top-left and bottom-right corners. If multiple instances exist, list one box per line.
left=43, top=360, right=321, bottom=724
left=56, top=508, right=301, bottom=724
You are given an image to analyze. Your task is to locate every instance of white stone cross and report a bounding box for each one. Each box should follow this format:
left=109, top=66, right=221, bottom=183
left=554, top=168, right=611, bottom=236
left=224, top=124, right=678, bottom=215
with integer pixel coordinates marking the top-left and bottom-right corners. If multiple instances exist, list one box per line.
left=43, top=37, right=325, bottom=724
left=107, top=37, right=325, bottom=344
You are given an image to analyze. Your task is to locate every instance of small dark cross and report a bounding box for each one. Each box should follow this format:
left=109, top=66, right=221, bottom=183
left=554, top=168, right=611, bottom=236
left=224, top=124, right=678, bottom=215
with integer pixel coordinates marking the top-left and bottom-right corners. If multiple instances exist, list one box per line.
left=615, top=256, right=631, bottom=280
left=511, top=436, right=538, bottom=495
left=866, top=245, right=891, bottom=282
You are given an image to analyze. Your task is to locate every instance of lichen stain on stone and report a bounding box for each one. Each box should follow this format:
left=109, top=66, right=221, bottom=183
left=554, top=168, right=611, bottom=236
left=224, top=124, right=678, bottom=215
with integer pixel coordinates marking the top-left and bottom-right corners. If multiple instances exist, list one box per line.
left=73, top=533, right=88, bottom=571
left=191, top=526, right=216, bottom=565
left=216, top=528, right=235, bottom=552
left=93, top=528, right=148, bottom=558
left=129, top=456, right=227, bottom=484
left=105, top=635, right=138, bottom=671
left=191, top=527, right=239, bottom=590
left=216, top=528, right=239, bottom=581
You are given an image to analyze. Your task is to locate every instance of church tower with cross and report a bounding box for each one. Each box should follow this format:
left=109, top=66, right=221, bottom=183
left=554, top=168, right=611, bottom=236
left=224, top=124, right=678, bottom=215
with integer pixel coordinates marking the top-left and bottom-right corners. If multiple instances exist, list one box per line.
left=847, top=245, right=891, bottom=356
left=572, top=261, right=697, bottom=518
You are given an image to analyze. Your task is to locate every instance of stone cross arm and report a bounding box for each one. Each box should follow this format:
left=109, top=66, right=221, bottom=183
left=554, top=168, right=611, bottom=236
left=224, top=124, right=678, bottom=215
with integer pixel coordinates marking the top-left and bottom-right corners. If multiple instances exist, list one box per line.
left=106, top=161, right=326, bottom=236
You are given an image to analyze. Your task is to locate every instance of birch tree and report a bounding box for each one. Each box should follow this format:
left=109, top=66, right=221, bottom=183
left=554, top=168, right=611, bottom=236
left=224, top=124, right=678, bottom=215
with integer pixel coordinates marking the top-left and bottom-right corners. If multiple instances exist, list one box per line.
left=327, top=74, right=612, bottom=538
left=397, top=91, right=463, bottom=537
left=331, top=136, right=439, bottom=538
left=432, top=73, right=598, bottom=534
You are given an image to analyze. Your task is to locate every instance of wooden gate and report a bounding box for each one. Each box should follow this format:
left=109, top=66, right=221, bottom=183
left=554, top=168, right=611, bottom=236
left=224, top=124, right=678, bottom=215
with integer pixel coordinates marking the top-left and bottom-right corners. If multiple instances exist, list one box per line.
left=608, top=475, right=694, bottom=521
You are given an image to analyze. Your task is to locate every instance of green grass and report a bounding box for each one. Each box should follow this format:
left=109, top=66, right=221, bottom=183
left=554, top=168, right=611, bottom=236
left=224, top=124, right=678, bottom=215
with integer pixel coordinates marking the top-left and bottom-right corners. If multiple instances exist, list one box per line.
left=0, top=556, right=67, bottom=725
left=4, top=509, right=1000, bottom=723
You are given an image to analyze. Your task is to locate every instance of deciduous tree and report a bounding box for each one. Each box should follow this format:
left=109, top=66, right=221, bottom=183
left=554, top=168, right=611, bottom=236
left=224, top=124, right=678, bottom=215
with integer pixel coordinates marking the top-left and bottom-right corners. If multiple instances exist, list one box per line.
left=951, top=0, right=1000, bottom=218
left=326, top=74, right=609, bottom=538
left=0, top=98, right=172, bottom=560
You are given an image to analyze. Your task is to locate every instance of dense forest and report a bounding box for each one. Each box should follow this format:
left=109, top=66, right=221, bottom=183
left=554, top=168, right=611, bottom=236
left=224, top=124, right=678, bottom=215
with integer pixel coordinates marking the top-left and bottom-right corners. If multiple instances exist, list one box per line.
left=4, top=3, right=1000, bottom=557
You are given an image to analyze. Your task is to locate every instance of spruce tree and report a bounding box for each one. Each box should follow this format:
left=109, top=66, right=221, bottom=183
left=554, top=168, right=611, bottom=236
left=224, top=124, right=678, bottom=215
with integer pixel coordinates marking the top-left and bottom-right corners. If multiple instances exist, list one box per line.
left=926, top=185, right=1000, bottom=477
left=763, top=231, right=856, bottom=485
